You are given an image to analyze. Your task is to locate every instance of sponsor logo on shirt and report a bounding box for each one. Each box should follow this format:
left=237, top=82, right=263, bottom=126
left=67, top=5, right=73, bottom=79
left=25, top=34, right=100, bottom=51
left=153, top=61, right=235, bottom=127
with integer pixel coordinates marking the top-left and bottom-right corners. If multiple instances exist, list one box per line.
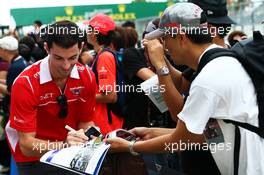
left=40, top=93, right=54, bottom=101
left=34, top=72, right=40, bottom=79
left=99, top=66, right=107, bottom=80
left=70, top=86, right=84, bottom=95
left=77, top=65, right=85, bottom=72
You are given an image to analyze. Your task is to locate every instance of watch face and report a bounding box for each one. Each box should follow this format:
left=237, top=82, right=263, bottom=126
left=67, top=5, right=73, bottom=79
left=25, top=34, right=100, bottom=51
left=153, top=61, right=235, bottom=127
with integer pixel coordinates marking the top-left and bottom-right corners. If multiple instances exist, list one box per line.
left=163, top=67, right=169, bottom=73
left=160, top=66, right=169, bottom=75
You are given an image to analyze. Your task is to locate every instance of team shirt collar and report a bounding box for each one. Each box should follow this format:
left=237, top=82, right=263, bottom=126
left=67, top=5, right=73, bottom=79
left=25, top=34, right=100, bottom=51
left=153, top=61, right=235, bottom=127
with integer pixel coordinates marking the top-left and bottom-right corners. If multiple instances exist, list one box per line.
left=40, top=56, right=80, bottom=84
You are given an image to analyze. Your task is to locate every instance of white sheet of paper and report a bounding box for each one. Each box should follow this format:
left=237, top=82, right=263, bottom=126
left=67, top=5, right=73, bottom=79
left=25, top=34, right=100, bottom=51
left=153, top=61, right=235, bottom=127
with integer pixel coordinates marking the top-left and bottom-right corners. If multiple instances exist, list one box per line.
left=140, top=75, right=168, bottom=113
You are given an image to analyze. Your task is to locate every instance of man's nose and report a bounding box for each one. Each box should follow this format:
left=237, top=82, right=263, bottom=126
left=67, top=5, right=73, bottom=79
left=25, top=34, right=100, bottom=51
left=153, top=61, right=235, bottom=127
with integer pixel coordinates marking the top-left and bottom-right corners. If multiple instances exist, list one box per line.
left=63, top=59, right=71, bottom=70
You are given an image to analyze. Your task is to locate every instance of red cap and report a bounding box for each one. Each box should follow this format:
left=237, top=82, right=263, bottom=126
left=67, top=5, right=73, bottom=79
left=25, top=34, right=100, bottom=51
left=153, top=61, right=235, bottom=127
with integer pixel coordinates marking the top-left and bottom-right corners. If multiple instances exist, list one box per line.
left=84, top=14, right=115, bottom=35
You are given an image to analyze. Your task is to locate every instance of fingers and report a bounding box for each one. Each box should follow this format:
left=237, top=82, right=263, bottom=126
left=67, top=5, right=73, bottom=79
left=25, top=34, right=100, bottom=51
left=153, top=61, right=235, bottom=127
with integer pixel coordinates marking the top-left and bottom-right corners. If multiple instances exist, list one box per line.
left=142, top=39, right=165, bottom=67
left=66, top=129, right=88, bottom=147
left=129, top=127, right=145, bottom=136
left=107, top=137, right=130, bottom=153
left=142, top=39, right=159, bottom=49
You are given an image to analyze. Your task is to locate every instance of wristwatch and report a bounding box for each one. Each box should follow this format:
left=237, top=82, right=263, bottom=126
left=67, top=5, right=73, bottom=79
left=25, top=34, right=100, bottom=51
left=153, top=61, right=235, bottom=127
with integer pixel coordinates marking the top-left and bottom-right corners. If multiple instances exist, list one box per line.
left=156, top=65, right=170, bottom=76
left=128, top=140, right=139, bottom=156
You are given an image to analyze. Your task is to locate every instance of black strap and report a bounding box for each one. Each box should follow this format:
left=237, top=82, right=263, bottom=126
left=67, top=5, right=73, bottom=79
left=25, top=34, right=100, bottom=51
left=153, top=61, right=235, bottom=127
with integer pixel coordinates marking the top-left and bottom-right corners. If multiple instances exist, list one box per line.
left=107, top=105, right=113, bottom=124
left=233, top=126, right=241, bottom=175
left=224, top=120, right=264, bottom=138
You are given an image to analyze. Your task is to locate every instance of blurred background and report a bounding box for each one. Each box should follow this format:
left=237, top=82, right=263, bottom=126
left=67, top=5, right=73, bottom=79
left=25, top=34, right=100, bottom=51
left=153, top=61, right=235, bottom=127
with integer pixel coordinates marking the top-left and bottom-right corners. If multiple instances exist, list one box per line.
left=0, top=0, right=263, bottom=42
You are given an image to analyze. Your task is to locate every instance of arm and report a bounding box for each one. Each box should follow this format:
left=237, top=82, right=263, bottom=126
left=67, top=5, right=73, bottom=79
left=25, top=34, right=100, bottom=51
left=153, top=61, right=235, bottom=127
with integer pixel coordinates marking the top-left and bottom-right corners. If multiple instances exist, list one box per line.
left=18, top=132, right=65, bottom=157
left=143, top=39, right=184, bottom=121
left=0, top=78, right=6, bottom=84
left=132, top=86, right=221, bottom=153
left=96, top=92, right=117, bottom=103
left=19, top=129, right=89, bottom=157
left=130, top=127, right=174, bottom=140
left=136, top=68, right=155, bottom=81
left=109, top=119, right=205, bottom=153
left=164, top=58, right=191, bottom=94
left=0, top=83, right=9, bottom=95
left=95, top=52, right=118, bottom=104
left=132, top=120, right=204, bottom=153
left=11, top=77, right=88, bottom=157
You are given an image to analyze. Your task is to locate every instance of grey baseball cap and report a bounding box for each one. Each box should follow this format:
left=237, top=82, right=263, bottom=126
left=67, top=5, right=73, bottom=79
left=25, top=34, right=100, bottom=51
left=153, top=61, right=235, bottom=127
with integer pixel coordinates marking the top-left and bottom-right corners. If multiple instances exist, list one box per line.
left=145, top=2, right=207, bottom=40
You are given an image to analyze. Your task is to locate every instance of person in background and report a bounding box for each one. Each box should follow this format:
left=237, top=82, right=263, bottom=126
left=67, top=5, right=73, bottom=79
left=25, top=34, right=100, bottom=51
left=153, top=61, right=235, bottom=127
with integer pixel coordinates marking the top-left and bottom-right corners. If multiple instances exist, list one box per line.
left=19, top=36, right=37, bottom=64
left=122, top=18, right=182, bottom=175
left=0, top=35, right=28, bottom=175
left=86, top=14, right=123, bottom=135
left=228, top=30, right=247, bottom=47
left=78, top=47, right=94, bottom=66
left=29, top=20, right=48, bottom=61
left=189, top=0, right=236, bottom=48
left=122, top=20, right=136, bottom=29
left=0, top=36, right=28, bottom=111
left=0, top=57, right=10, bottom=175
left=122, top=20, right=141, bottom=48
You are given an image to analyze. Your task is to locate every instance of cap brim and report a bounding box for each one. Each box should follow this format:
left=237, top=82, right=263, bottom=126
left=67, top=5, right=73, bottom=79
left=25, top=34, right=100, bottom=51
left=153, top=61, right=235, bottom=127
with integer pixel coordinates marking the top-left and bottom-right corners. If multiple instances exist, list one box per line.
left=144, top=29, right=165, bottom=40
left=207, top=16, right=236, bottom=25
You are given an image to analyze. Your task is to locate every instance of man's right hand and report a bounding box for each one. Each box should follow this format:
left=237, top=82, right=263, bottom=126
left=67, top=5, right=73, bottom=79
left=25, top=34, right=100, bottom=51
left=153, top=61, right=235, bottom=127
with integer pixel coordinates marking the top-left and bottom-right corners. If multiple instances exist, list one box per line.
left=130, top=127, right=174, bottom=141
left=129, top=127, right=154, bottom=140
left=142, top=39, right=167, bottom=69
left=65, top=129, right=88, bottom=147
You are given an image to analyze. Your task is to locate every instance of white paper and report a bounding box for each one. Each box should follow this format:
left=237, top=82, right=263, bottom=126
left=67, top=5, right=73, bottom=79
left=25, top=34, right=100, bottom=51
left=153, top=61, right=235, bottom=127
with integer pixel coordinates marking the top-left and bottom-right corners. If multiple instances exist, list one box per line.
left=140, top=75, right=168, bottom=113
left=40, top=140, right=110, bottom=175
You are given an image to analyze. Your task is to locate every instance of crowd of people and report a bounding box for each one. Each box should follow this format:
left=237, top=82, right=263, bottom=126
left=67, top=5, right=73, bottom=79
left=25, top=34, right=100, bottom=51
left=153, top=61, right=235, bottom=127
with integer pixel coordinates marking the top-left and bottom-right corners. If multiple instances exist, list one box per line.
left=0, top=0, right=263, bottom=175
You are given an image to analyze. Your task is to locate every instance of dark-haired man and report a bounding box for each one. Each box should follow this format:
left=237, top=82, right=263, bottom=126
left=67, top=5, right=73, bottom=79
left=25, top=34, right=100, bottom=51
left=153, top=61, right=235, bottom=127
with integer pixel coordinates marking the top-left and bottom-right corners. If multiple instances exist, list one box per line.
left=5, top=20, right=96, bottom=175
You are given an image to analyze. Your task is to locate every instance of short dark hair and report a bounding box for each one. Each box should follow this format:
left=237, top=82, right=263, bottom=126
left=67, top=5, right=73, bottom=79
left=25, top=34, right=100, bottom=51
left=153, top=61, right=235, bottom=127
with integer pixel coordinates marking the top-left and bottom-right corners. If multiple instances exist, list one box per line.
left=34, top=20, right=42, bottom=27
left=19, top=36, right=35, bottom=50
left=112, top=26, right=126, bottom=51
left=122, top=21, right=135, bottom=28
left=210, top=23, right=231, bottom=38
left=96, top=31, right=114, bottom=47
left=19, top=36, right=36, bottom=62
left=228, top=30, right=246, bottom=46
left=186, top=28, right=212, bottom=44
left=78, top=47, right=89, bottom=65
left=45, top=20, right=82, bottom=49
left=124, top=27, right=138, bottom=48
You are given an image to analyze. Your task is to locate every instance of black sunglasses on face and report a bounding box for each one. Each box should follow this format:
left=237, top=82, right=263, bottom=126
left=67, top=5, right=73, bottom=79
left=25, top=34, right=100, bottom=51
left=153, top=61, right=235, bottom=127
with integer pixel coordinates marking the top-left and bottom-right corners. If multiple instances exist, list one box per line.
left=57, top=94, right=68, bottom=118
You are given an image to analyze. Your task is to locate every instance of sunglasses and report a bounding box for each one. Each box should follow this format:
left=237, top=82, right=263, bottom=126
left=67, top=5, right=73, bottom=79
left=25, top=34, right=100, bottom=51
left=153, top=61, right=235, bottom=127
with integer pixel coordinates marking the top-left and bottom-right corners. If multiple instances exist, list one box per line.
left=56, top=94, right=68, bottom=118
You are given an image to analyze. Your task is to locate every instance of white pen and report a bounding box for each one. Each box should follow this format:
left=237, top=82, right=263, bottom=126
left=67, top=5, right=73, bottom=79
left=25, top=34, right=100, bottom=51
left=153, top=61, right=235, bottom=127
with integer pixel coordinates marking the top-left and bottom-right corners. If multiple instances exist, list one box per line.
left=65, top=125, right=76, bottom=132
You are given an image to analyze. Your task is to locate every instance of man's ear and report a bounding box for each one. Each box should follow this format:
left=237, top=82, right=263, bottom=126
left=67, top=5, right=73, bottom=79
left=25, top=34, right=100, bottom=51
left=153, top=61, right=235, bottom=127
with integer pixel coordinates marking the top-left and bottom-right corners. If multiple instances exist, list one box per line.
left=179, top=33, right=186, bottom=46
left=44, top=42, right=50, bottom=54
